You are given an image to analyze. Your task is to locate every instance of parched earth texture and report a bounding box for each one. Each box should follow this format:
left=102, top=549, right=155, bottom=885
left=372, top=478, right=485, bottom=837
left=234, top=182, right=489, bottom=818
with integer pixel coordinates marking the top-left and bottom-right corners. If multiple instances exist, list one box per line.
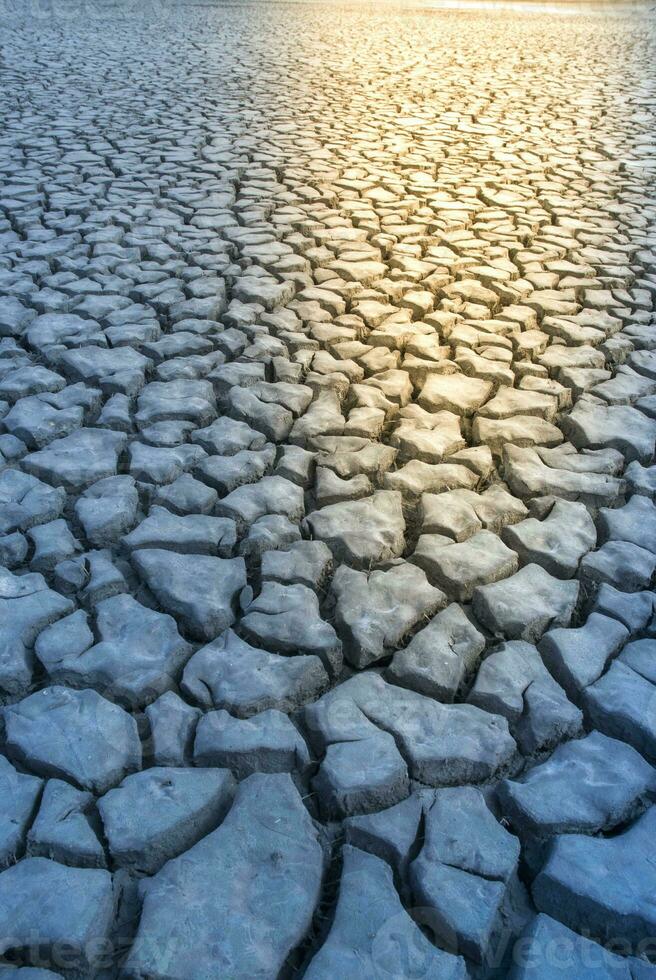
left=0, top=0, right=655, bottom=976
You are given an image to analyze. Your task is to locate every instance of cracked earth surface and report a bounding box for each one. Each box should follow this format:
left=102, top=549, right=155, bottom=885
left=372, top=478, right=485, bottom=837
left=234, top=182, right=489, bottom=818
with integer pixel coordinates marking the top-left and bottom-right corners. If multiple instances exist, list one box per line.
left=0, top=0, right=655, bottom=976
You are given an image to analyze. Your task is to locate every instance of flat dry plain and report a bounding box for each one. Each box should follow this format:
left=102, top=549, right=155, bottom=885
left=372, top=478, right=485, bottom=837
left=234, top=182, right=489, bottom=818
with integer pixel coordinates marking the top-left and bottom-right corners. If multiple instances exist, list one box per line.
left=0, top=0, right=655, bottom=976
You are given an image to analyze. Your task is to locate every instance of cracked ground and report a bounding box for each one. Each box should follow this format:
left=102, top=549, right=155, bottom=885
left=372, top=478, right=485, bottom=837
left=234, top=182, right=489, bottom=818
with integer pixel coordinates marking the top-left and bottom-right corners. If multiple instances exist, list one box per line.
left=0, top=0, right=656, bottom=976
